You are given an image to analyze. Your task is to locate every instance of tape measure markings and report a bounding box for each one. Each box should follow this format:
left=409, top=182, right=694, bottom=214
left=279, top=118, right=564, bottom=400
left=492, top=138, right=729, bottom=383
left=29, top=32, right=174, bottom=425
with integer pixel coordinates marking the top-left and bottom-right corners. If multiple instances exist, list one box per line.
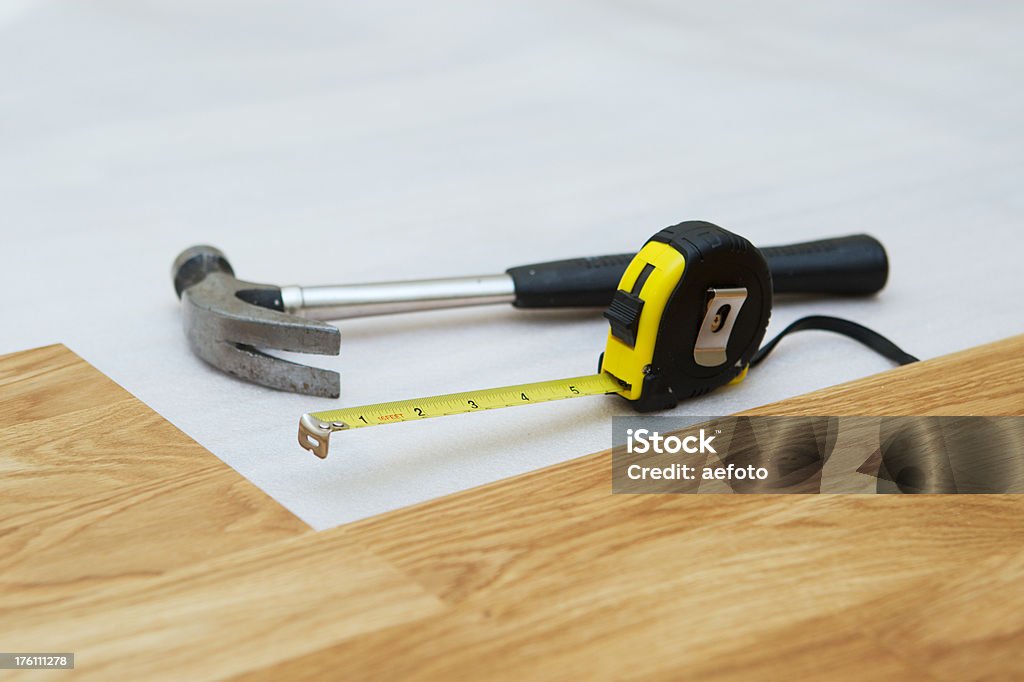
left=310, top=372, right=625, bottom=430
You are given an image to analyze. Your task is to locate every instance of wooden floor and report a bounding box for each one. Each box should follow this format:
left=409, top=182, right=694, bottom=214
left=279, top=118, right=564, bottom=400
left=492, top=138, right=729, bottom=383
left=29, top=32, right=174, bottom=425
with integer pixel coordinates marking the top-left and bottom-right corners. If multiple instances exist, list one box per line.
left=1, top=338, right=1022, bottom=680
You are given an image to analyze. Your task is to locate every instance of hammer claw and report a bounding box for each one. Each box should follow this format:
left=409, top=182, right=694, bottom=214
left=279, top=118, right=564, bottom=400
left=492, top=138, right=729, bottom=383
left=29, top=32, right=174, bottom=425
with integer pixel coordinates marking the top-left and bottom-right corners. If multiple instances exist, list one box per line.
left=174, top=247, right=342, bottom=397
left=206, top=341, right=340, bottom=398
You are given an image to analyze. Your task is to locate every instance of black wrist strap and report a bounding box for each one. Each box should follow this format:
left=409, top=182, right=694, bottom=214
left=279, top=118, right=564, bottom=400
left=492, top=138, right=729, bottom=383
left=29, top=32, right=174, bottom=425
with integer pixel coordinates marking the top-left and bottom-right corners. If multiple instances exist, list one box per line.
left=750, top=315, right=919, bottom=369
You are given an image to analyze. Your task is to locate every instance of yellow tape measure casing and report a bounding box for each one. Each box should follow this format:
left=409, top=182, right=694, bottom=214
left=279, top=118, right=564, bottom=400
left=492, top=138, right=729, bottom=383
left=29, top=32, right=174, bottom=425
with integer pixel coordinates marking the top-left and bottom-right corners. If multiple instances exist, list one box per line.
left=600, top=241, right=687, bottom=401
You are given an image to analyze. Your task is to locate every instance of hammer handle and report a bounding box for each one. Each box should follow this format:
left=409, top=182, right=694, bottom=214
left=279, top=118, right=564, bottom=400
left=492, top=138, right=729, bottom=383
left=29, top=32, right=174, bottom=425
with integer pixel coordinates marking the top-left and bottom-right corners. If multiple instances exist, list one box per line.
left=286, top=234, right=888, bottom=320
left=507, top=234, right=888, bottom=308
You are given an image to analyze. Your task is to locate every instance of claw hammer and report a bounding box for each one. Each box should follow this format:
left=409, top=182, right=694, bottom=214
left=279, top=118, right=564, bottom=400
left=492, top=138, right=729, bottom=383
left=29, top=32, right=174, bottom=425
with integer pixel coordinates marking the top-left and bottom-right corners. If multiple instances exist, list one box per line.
left=172, top=230, right=888, bottom=397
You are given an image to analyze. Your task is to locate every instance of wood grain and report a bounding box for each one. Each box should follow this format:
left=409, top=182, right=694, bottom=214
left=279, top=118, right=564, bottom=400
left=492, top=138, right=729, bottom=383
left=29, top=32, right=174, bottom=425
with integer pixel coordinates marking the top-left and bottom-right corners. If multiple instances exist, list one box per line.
left=0, top=345, right=310, bottom=616
left=5, top=529, right=445, bottom=681
left=742, top=334, right=1024, bottom=417
left=1, top=338, right=1022, bottom=680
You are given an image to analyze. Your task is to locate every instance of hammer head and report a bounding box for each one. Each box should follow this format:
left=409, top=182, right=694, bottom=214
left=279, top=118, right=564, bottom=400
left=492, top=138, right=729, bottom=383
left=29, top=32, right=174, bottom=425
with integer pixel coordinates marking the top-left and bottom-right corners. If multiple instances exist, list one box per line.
left=173, top=245, right=341, bottom=397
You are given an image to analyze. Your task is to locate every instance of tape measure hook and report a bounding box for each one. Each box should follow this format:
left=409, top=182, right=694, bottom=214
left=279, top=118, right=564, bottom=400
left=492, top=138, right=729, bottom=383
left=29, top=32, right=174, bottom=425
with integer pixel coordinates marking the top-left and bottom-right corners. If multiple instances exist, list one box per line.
left=299, top=414, right=345, bottom=459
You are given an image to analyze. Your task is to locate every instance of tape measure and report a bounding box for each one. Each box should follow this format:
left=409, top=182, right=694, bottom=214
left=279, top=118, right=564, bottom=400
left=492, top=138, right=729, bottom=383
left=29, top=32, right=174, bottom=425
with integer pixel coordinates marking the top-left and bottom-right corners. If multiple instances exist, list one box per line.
left=299, top=220, right=773, bottom=458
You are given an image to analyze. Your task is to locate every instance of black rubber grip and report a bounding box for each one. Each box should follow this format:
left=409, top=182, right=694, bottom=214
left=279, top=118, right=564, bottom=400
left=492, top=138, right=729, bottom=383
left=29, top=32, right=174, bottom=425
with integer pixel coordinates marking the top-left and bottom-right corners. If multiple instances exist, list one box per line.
left=507, top=254, right=637, bottom=308
left=759, top=234, right=888, bottom=295
left=507, top=234, right=889, bottom=308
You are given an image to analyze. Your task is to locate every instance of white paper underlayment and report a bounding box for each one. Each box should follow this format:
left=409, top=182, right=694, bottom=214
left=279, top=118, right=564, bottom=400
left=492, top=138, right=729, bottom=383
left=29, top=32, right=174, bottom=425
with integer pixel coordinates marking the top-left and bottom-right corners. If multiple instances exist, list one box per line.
left=2, top=2, right=1022, bottom=529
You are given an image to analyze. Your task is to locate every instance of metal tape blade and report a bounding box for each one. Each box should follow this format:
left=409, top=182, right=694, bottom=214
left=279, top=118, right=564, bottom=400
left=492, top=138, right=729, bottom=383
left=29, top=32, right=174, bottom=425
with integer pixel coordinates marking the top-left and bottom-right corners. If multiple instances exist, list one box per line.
left=298, top=372, right=625, bottom=459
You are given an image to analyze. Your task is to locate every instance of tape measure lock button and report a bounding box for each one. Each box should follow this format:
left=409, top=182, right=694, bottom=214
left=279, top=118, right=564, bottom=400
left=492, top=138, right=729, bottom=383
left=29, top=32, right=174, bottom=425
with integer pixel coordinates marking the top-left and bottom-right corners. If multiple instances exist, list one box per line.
left=604, top=289, right=645, bottom=346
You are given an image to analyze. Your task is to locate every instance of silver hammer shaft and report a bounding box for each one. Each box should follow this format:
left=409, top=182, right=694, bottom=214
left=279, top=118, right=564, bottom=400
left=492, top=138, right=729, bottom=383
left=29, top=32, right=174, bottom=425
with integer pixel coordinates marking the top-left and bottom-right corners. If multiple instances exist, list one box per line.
left=279, top=274, right=515, bottom=320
